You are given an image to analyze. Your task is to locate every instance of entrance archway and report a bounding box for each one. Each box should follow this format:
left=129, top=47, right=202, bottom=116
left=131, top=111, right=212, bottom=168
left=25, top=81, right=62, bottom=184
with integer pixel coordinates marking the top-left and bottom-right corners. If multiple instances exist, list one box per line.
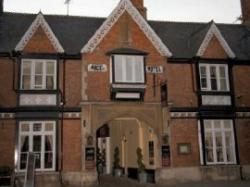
left=96, top=117, right=159, bottom=179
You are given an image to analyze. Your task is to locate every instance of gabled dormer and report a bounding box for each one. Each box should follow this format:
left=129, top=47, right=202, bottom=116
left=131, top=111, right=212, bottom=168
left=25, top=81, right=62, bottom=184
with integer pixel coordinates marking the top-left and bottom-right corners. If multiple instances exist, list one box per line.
left=15, top=12, right=64, bottom=107
left=196, top=22, right=235, bottom=107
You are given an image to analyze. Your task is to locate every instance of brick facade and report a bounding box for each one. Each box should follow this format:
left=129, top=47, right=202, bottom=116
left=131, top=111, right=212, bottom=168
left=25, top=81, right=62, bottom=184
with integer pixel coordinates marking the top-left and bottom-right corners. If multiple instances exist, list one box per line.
left=0, top=0, right=250, bottom=185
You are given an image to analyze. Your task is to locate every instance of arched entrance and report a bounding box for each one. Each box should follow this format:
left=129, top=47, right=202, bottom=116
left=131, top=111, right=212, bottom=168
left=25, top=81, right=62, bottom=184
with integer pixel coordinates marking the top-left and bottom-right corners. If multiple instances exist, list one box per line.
left=96, top=117, right=159, bottom=179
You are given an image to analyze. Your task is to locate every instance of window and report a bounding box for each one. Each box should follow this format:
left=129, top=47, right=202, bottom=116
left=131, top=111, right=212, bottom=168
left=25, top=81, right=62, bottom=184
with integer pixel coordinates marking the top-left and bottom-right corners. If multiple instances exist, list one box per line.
left=18, top=121, right=56, bottom=171
left=113, top=55, right=144, bottom=83
left=204, top=120, right=236, bottom=165
left=21, top=59, right=57, bottom=90
left=199, top=64, right=229, bottom=91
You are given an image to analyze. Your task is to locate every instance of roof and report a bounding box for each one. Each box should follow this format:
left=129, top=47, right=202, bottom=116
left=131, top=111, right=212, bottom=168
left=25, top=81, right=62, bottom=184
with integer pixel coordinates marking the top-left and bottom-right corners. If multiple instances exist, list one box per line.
left=0, top=12, right=250, bottom=60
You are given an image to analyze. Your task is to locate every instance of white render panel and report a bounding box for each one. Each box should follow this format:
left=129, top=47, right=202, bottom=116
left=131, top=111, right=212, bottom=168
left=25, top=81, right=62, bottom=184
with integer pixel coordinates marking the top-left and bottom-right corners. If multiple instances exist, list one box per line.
left=115, top=92, right=140, bottom=99
left=20, top=94, right=57, bottom=106
left=202, top=95, right=231, bottom=106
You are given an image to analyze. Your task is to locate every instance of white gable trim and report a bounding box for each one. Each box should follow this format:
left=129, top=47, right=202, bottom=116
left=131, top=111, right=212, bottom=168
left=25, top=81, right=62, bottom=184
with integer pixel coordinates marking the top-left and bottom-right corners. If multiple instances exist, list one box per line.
left=197, top=22, right=235, bottom=58
left=15, top=12, right=64, bottom=53
left=81, top=0, right=172, bottom=57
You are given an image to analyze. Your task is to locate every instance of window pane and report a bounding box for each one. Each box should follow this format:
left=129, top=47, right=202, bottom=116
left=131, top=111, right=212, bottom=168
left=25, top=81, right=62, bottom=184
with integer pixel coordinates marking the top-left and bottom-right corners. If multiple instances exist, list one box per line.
left=214, top=120, right=221, bottom=129
left=45, top=136, right=53, bottom=152
left=201, top=78, right=207, bottom=89
left=206, top=148, right=214, bottom=163
left=125, top=56, right=133, bottom=82
left=22, top=75, right=31, bottom=89
left=224, top=120, right=232, bottom=129
left=134, top=58, right=144, bottom=82
left=21, top=124, right=29, bottom=132
left=220, top=78, right=227, bottom=91
left=114, top=56, right=123, bottom=82
left=35, top=75, right=43, bottom=88
left=35, top=153, right=41, bottom=169
left=45, top=153, right=53, bottom=169
left=35, top=62, right=43, bottom=74
left=205, top=132, right=214, bottom=162
left=46, top=76, right=54, bottom=89
left=219, top=66, right=226, bottom=78
left=215, top=132, right=224, bottom=162
left=22, top=62, right=31, bottom=75
left=20, top=153, right=27, bottom=169
left=46, top=62, right=55, bottom=75
left=210, top=66, right=218, bottom=90
left=204, top=120, right=212, bottom=129
left=21, top=136, right=29, bottom=152
left=45, top=123, right=54, bottom=131
left=33, top=136, right=41, bottom=152
left=33, top=123, right=42, bottom=131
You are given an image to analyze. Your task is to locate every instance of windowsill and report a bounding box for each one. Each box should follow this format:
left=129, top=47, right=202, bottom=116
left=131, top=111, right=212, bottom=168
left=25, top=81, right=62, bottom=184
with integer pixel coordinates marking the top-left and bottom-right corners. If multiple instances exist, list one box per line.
left=112, top=83, right=147, bottom=89
left=199, top=91, right=231, bottom=95
left=17, top=90, right=60, bottom=94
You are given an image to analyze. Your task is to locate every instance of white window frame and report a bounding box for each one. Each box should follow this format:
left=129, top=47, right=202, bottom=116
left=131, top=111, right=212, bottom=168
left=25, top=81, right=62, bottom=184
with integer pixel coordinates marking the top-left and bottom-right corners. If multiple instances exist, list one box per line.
left=113, top=55, right=145, bottom=83
left=18, top=121, right=56, bottom=171
left=199, top=64, right=230, bottom=92
left=20, top=59, right=57, bottom=90
left=204, top=119, right=236, bottom=165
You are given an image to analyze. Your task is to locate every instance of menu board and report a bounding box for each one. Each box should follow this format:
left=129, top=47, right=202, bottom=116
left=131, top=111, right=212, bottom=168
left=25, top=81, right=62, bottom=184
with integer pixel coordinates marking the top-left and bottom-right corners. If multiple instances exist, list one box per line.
left=85, top=147, right=95, bottom=170
left=162, top=146, right=170, bottom=167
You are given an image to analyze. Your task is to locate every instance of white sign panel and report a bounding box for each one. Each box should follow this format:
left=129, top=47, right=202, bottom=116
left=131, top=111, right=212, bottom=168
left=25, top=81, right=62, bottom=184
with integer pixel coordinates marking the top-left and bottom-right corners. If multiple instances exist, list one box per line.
left=146, top=66, right=163, bottom=73
left=88, top=64, right=107, bottom=72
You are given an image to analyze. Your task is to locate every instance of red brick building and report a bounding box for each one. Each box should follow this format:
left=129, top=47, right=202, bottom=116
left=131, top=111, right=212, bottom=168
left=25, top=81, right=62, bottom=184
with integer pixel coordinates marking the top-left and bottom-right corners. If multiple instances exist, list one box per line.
left=0, top=0, right=250, bottom=186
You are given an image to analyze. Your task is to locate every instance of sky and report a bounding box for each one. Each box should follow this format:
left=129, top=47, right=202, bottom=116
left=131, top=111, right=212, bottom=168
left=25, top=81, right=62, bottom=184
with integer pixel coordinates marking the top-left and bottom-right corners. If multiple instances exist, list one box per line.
left=4, top=0, right=242, bottom=23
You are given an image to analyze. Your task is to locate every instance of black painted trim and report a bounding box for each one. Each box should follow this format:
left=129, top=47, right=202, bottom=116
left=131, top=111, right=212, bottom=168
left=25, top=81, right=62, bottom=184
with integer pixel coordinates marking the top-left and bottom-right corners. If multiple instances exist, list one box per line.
left=232, top=118, right=240, bottom=165
left=199, top=119, right=207, bottom=166
left=169, top=107, right=198, bottom=112
left=0, top=107, right=81, bottom=112
left=106, top=48, right=148, bottom=56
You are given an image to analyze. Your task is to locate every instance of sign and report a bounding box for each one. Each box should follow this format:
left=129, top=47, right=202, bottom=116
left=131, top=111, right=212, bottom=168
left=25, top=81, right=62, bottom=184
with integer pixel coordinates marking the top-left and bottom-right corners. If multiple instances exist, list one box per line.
left=88, top=64, right=107, bottom=72
left=146, top=66, right=163, bottom=73
left=85, top=147, right=95, bottom=170
left=162, top=145, right=170, bottom=167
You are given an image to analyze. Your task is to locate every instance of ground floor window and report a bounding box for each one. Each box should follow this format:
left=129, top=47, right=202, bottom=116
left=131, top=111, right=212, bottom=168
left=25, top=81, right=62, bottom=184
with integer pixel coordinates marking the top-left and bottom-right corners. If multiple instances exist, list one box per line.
left=203, top=119, right=236, bottom=165
left=18, top=121, right=56, bottom=171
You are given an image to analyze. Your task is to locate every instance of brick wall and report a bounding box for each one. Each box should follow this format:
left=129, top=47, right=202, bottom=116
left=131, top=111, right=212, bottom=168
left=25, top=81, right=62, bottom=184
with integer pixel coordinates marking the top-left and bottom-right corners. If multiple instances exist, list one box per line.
left=233, top=66, right=250, bottom=107
left=236, top=119, right=250, bottom=165
left=167, top=63, right=198, bottom=107
left=202, top=36, right=228, bottom=59
left=23, top=26, right=57, bottom=53
left=84, top=12, right=166, bottom=102
left=0, top=120, right=16, bottom=168
left=62, top=120, right=82, bottom=171
left=170, top=119, right=200, bottom=167
left=0, top=58, right=17, bottom=107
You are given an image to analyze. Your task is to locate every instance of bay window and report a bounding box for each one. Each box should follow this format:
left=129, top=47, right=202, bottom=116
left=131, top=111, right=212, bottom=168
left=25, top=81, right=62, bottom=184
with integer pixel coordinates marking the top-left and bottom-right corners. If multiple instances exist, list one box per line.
left=21, top=59, right=57, bottom=90
left=18, top=121, right=56, bottom=171
left=199, top=64, right=229, bottom=91
left=204, top=120, right=236, bottom=165
left=113, top=55, right=145, bottom=83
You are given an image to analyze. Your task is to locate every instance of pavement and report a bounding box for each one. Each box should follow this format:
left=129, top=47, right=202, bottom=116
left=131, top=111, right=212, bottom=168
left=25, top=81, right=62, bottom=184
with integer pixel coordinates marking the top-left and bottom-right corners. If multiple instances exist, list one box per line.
left=92, top=175, right=250, bottom=187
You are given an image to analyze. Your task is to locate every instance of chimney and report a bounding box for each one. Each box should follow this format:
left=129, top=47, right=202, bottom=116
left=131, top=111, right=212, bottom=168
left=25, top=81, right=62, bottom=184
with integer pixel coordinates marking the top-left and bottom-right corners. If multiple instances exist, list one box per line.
left=130, top=0, right=147, bottom=19
left=241, top=0, right=250, bottom=24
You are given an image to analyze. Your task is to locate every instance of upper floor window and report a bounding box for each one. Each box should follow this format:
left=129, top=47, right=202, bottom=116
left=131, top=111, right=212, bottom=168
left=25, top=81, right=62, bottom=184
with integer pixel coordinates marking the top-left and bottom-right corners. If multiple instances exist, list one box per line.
left=199, top=64, right=229, bottom=92
left=21, top=59, right=57, bottom=90
left=113, top=55, right=145, bottom=84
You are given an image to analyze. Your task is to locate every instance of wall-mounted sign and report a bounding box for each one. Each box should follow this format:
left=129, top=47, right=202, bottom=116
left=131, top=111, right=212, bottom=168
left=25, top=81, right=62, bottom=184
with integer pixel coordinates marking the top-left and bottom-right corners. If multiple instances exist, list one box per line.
left=146, top=66, right=163, bottom=73
left=88, top=64, right=107, bottom=72
left=162, top=145, right=170, bottom=167
left=85, top=147, right=95, bottom=170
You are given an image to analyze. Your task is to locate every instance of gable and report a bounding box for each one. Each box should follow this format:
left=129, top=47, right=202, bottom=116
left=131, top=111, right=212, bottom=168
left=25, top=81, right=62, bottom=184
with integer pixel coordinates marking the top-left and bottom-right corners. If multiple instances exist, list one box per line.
left=197, top=22, right=235, bottom=58
left=81, top=0, right=172, bottom=57
left=95, top=11, right=164, bottom=56
left=15, top=13, right=64, bottom=53
left=202, top=36, right=228, bottom=59
left=23, top=26, right=57, bottom=53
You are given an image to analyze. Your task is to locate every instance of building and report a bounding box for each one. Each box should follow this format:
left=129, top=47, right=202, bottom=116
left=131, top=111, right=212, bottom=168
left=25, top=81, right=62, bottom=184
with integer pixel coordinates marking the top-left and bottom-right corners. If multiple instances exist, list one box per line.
left=0, top=0, right=250, bottom=186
